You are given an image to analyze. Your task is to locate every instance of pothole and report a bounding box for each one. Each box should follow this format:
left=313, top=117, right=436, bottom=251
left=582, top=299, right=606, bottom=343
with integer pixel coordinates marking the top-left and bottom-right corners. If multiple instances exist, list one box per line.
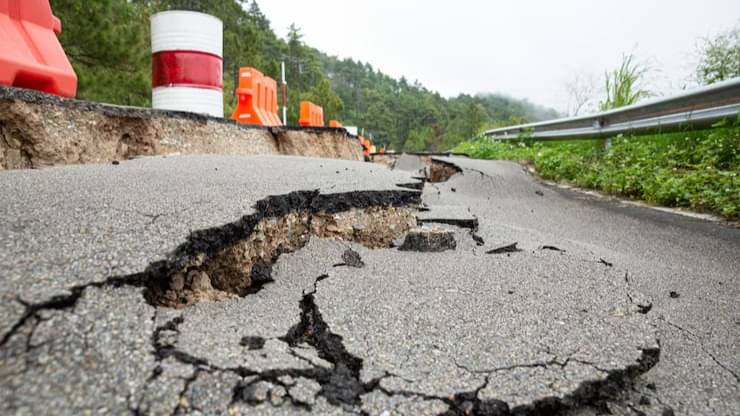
left=144, top=191, right=420, bottom=308
left=372, top=153, right=463, bottom=185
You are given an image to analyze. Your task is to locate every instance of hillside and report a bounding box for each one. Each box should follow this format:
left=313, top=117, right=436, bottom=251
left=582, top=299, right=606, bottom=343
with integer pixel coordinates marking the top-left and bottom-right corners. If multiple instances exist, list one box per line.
left=50, top=0, right=558, bottom=151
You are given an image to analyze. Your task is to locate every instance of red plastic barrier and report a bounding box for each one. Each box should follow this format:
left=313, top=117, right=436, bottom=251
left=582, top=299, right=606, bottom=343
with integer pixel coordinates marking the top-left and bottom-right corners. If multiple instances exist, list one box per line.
left=299, top=101, right=324, bottom=127
left=231, top=67, right=282, bottom=126
left=0, top=0, right=77, bottom=97
left=329, top=120, right=343, bottom=128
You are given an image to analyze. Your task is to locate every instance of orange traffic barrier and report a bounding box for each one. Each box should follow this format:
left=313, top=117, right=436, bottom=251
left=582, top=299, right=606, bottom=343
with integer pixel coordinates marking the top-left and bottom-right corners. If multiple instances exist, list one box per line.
left=232, top=67, right=282, bottom=126
left=329, top=120, right=343, bottom=128
left=0, top=0, right=77, bottom=97
left=359, top=136, right=370, bottom=157
left=299, top=101, right=324, bottom=127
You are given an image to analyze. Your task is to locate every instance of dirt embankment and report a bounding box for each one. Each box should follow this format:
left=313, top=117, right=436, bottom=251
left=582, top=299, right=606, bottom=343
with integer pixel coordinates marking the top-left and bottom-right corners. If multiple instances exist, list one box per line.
left=0, top=87, right=362, bottom=170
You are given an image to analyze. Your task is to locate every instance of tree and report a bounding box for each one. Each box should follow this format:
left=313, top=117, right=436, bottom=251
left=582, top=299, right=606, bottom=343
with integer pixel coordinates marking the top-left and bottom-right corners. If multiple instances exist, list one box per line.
left=563, top=72, right=597, bottom=116
left=248, top=1, right=271, bottom=32
left=600, top=54, right=652, bottom=111
left=403, top=128, right=431, bottom=152
left=463, top=102, right=486, bottom=139
left=53, top=0, right=151, bottom=105
left=50, top=0, right=559, bottom=151
left=300, top=79, right=344, bottom=121
left=696, top=26, right=740, bottom=85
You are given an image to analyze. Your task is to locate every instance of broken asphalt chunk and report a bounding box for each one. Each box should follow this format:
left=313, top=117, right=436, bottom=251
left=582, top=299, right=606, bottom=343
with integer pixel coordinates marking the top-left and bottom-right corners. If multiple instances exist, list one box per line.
left=486, top=242, right=523, bottom=255
left=341, top=248, right=365, bottom=268
left=399, top=226, right=457, bottom=252
left=540, top=245, right=566, bottom=253
left=471, top=233, right=485, bottom=246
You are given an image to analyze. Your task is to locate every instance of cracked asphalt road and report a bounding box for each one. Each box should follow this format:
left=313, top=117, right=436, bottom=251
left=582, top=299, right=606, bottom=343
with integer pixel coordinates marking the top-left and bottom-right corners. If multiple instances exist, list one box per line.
left=0, top=154, right=738, bottom=415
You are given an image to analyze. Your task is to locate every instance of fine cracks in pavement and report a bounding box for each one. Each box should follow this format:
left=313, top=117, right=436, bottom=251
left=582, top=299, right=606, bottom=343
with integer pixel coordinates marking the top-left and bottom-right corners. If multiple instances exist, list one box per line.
left=279, top=274, right=380, bottom=407
left=135, top=308, right=323, bottom=413
left=447, top=346, right=660, bottom=416
left=0, top=272, right=147, bottom=349
left=661, top=317, right=740, bottom=383
left=439, top=377, right=509, bottom=416
left=148, top=314, right=208, bottom=383
left=174, top=368, right=203, bottom=415
left=599, top=258, right=614, bottom=267
left=274, top=273, right=531, bottom=415
left=135, top=273, right=392, bottom=413
left=81, top=269, right=386, bottom=413
left=367, top=377, right=510, bottom=416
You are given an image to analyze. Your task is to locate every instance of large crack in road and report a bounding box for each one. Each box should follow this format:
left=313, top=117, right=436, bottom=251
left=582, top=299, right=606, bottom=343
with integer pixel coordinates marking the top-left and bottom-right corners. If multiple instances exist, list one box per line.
left=0, top=155, right=675, bottom=415
left=144, top=189, right=420, bottom=308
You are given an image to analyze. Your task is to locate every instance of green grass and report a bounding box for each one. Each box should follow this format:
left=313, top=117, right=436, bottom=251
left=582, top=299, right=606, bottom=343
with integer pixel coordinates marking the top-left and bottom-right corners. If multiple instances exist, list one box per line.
left=454, top=122, right=740, bottom=219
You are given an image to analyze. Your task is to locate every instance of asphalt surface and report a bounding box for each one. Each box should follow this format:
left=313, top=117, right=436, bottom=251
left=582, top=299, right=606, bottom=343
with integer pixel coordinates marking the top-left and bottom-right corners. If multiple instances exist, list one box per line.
left=0, top=154, right=738, bottom=415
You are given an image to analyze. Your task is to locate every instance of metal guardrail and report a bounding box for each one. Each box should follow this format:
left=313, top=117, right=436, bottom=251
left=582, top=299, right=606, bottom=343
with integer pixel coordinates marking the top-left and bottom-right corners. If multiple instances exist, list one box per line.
left=484, top=77, right=740, bottom=141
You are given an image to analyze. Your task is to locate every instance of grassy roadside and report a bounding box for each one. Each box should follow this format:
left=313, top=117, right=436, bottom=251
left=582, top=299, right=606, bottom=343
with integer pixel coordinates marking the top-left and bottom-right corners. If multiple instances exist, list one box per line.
left=453, top=122, right=740, bottom=219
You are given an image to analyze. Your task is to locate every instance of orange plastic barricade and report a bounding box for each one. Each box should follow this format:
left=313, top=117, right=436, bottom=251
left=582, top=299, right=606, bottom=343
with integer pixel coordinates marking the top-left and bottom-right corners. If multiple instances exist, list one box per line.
left=299, top=101, right=324, bottom=127
left=0, top=0, right=77, bottom=97
left=329, top=120, right=343, bottom=128
left=231, top=67, right=282, bottom=126
left=359, top=136, right=370, bottom=157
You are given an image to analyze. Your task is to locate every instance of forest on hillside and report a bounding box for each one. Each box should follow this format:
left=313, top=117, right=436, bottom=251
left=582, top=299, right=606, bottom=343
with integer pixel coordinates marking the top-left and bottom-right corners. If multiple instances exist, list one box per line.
left=49, top=0, right=558, bottom=151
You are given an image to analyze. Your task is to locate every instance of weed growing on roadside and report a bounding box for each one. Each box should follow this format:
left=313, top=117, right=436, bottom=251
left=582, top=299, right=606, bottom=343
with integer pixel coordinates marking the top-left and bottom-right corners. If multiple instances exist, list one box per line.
left=454, top=123, right=740, bottom=219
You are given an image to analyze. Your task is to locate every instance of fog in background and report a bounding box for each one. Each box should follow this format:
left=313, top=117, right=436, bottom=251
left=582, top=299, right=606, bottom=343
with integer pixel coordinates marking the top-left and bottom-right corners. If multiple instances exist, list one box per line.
left=260, top=0, right=740, bottom=113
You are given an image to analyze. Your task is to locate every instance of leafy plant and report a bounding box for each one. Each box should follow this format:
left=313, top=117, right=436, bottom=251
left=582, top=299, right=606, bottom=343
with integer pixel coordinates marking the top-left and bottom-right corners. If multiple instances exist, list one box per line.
left=454, top=124, right=740, bottom=219
left=696, top=25, right=740, bottom=85
left=600, top=54, right=652, bottom=111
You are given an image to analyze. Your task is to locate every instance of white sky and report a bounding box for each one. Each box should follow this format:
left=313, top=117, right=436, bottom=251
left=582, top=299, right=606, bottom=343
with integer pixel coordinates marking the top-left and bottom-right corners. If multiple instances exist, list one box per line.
left=259, top=0, right=740, bottom=113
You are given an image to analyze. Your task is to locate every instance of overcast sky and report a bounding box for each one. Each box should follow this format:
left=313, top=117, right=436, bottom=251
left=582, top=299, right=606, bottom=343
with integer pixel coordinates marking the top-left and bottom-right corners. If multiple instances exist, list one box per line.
left=259, top=1, right=740, bottom=113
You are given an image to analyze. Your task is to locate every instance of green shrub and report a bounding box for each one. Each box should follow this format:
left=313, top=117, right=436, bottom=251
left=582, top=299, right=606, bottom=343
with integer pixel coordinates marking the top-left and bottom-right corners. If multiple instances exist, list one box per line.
left=454, top=124, right=740, bottom=219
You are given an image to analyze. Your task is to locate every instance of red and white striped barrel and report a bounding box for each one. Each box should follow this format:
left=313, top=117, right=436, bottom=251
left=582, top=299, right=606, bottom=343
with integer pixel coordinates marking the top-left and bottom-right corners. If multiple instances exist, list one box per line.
left=151, top=11, right=223, bottom=117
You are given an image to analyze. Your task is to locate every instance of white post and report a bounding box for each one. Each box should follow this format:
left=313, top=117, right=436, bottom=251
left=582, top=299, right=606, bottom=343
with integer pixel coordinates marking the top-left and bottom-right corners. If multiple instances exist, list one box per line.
left=281, top=61, right=287, bottom=125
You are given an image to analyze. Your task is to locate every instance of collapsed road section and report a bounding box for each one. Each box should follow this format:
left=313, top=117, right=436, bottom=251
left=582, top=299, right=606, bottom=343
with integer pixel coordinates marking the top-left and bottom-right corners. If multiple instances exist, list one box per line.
left=144, top=190, right=419, bottom=308
left=2, top=154, right=738, bottom=415
left=0, top=154, right=672, bottom=416
left=0, top=87, right=363, bottom=170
